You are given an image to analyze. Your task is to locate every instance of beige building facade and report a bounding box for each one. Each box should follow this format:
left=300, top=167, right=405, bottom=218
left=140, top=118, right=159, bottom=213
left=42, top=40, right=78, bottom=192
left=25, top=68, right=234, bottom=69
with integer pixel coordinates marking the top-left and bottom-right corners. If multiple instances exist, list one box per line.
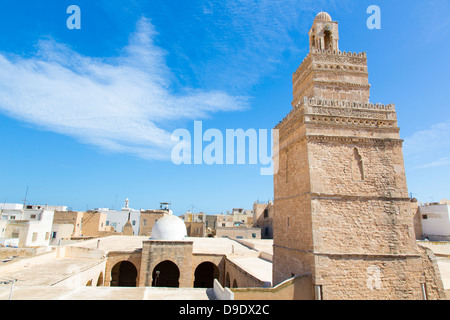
left=216, top=227, right=261, bottom=240
left=185, top=222, right=206, bottom=237
left=138, top=210, right=166, bottom=236
left=272, top=12, right=445, bottom=299
left=253, top=201, right=274, bottom=239
left=182, top=212, right=207, bottom=237
left=81, top=211, right=114, bottom=237
left=53, top=211, right=84, bottom=237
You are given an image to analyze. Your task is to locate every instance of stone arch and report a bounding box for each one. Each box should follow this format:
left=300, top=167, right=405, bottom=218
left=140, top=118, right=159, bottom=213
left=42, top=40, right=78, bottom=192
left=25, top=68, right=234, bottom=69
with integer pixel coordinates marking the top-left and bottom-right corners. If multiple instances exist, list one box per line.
left=324, top=30, right=332, bottom=51
left=232, top=279, right=238, bottom=288
left=110, top=261, right=138, bottom=287
left=310, top=35, right=316, bottom=49
left=193, top=262, right=219, bottom=288
left=152, top=260, right=180, bottom=288
left=86, top=279, right=92, bottom=286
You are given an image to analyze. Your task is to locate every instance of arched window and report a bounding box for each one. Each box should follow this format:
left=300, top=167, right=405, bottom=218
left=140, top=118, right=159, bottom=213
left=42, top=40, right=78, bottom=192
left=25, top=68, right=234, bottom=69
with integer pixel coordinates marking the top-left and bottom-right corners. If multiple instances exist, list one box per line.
left=310, top=35, right=316, bottom=49
left=324, top=30, right=332, bottom=51
left=352, top=148, right=365, bottom=181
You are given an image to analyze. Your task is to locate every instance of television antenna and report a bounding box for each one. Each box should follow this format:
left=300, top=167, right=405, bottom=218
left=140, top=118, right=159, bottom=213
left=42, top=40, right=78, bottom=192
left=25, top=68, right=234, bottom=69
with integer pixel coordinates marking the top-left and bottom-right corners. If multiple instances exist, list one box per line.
left=22, top=186, right=29, bottom=206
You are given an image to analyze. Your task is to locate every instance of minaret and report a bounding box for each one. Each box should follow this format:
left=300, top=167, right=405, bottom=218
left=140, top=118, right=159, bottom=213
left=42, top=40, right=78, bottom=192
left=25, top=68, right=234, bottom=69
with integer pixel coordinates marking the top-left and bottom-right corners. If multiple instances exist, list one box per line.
left=122, top=198, right=133, bottom=235
left=292, top=12, right=370, bottom=106
left=123, top=211, right=134, bottom=236
left=272, top=12, right=445, bottom=300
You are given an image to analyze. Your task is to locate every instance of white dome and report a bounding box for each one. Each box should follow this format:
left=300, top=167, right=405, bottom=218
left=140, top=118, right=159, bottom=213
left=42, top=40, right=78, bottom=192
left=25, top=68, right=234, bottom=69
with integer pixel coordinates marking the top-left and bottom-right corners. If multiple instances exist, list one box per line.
left=315, top=12, right=332, bottom=21
left=150, top=214, right=187, bottom=241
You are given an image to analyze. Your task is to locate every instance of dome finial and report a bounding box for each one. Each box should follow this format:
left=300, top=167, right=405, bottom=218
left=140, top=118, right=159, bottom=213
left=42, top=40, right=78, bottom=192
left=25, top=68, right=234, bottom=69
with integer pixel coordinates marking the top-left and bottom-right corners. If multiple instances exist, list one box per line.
left=315, top=11, right=332, bottom=21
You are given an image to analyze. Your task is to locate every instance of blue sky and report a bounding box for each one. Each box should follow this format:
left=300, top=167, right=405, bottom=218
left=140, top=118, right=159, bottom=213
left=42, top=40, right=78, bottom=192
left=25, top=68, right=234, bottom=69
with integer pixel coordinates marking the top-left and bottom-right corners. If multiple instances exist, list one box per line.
left=0, top=0, right=449, bottom=214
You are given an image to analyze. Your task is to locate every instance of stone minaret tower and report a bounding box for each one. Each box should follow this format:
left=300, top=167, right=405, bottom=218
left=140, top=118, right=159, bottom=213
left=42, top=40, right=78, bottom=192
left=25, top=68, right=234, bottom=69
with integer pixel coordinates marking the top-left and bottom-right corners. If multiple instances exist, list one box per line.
left=273, top=12, right=445, bottom=300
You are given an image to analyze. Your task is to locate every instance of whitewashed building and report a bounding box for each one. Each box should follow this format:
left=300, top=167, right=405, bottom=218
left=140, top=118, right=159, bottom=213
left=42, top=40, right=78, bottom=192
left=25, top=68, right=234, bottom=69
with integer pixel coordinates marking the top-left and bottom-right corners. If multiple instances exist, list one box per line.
left=101, top=199, right=141, bottom=235
left=420, top=200, right=450, bottom=241
left=50, top=223, right=75, bottom=246
left=0, top=204, right=55, bottom=247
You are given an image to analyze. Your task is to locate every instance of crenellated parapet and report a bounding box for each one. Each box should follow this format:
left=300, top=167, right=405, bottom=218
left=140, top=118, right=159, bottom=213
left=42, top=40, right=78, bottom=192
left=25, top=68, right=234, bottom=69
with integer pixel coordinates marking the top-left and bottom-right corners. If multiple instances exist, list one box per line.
left=276, top=96, right=397, bottom=133
left=310, top=48, right=367, bottom=57
left=292, top=48, right=371, bottom=105
left=303, top=97, right=395, bottom=111
left=293, top=50, right=368, bottom=78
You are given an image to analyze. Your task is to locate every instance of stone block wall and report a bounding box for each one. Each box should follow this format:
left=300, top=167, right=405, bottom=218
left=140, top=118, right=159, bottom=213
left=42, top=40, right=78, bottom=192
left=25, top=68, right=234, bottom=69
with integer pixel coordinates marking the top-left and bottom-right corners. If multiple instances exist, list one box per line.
left=292, top=51, right=370, bottom=106
left=311, top=198, right=418, bottom=255
left=105, top=251, right=141, bottom=287
left=139, top=240, right=194, bottom=287
left=308, top=140, right=408, bottom=198
left=313, top=254, right=425, bottom=300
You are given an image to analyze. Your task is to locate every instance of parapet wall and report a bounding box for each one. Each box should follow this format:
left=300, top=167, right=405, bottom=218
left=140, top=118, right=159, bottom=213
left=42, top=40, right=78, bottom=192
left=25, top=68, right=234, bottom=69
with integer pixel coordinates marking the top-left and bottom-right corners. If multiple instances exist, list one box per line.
left=231, top=274, right=314, bottom=300
left=277, top=96, right=396, bottom=130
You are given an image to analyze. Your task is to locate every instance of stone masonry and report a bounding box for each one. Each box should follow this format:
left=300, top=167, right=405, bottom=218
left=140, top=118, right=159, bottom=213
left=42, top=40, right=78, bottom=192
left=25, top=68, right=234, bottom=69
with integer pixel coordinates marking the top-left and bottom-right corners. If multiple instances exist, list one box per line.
left=272, top=12, right=446, bottom=299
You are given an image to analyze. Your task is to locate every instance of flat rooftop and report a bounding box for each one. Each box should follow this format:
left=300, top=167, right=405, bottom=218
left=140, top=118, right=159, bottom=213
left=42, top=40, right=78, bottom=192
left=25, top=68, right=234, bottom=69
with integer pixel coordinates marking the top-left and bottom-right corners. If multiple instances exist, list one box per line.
left=69, top=235, right=273, bottom=257
left=417, top=241, right=450, bottom=256
left=437, top=257, right=450, bottom=290
left=0, top=286, right=214, bottom=300
left=1, top=238, right=449, bottom=299
left=46, top=236, right=274, bottom=287
left=0, top=256, right=104, bottom=288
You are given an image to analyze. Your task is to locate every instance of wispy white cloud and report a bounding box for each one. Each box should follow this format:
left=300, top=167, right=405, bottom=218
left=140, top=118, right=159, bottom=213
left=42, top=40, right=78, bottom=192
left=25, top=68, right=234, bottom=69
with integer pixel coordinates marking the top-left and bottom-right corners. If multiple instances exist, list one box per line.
left=413, top=157, right=450, bottom=170
left=184, top=0, right=342, bottom=90
left=0, top=18, right=248, bottom=161
left=404, top=121, right=450, bottom=170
